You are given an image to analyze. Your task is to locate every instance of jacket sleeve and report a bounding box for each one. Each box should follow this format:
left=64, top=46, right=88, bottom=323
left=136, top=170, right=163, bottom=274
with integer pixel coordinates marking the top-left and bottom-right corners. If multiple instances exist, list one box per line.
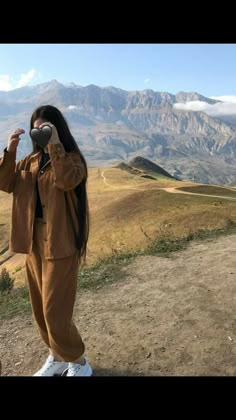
left=47, top=143, right=85, bottom=191
left=0, top=148, right=17, bottom=193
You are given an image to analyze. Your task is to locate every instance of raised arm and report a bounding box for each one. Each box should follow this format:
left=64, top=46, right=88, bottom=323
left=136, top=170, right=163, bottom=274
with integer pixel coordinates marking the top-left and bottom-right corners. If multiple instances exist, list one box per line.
left=0, top=128, right=25, bottom=193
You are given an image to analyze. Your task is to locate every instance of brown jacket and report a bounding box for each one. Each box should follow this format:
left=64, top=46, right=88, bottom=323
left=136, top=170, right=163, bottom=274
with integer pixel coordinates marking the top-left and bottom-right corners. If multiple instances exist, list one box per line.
left=0, top=143, right=85, bottom=259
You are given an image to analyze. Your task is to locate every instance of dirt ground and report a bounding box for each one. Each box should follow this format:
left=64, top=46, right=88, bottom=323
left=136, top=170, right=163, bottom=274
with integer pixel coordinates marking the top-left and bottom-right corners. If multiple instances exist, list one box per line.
left=1, top=232, right=236, bottom=376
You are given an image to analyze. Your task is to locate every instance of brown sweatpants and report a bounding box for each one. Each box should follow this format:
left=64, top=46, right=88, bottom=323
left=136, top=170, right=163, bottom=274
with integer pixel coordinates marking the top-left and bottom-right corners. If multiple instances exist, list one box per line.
left=25, top=218, right=85, bottom=361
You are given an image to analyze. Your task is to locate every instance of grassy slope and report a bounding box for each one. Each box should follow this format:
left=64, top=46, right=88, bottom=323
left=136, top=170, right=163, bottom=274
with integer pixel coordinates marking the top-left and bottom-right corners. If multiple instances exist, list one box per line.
left=2, top=167, right=236, bottom=287
left=88, top=168, right=236, bottom=262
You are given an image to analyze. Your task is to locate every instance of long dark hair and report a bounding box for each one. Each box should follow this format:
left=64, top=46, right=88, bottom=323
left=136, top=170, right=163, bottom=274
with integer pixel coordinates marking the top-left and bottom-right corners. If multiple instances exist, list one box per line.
left=30, top=105, right=89, bottom=262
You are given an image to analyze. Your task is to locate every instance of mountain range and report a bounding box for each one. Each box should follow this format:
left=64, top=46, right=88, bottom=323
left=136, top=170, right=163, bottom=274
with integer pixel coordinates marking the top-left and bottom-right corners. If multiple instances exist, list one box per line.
left=1, top=80, right=236, bottom=185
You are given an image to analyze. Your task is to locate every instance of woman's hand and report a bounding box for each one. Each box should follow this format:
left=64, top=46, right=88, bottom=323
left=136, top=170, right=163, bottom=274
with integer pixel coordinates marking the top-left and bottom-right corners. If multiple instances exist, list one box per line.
left=39, top=122, right=60, bottom=145
left=7, top=128, right=25, bottom=152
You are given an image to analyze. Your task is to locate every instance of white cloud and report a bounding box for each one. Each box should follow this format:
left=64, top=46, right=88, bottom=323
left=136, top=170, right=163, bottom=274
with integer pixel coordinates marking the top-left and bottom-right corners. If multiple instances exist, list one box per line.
left=174, top=101, right=210, bottom=112
left=0, top=75, right=13, bottom=91
left=67, top=105, right=78, bottom=110
left=0, top=69, right=39, bottom=91
left=174, top=100, right=236, bottom=116
left=16, top=69, right=37, bottom=88
left=144, top=78, right=151, bottom=84
left=210, top=95, right=236, bottom=104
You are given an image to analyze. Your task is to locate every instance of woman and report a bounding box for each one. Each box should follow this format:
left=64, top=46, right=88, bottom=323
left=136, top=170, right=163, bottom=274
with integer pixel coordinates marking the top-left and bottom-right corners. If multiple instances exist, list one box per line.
left=0, top=105, right=92, bottom=376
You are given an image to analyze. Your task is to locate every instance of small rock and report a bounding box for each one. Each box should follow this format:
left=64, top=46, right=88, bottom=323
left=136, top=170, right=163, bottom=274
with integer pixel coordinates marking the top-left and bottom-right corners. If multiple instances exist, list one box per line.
left=146, top=352, right=151, bottom=358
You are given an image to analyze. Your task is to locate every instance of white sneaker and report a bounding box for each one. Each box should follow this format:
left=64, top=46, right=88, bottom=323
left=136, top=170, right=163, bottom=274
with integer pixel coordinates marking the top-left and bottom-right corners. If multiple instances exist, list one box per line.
left=34, top=355, right=68, bottom=376
left=66, top=358, right=92, bottom=377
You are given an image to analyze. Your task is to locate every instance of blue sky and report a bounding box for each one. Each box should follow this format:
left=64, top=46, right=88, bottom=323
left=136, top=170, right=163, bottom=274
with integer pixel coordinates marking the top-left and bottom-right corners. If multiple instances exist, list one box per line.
left=0, top=44, right=236, bottom=97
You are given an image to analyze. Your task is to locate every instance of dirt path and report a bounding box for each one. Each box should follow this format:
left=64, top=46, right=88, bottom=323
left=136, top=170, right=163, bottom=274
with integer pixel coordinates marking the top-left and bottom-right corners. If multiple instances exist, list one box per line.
left=1, top=232, right=236, bottom=376
left=163, top=187, right=236, bottom=201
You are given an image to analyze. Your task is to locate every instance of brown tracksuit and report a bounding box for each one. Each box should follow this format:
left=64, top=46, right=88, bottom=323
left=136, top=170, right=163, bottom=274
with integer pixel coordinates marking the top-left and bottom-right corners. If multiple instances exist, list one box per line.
left=0, top=143, right=86, bottom=361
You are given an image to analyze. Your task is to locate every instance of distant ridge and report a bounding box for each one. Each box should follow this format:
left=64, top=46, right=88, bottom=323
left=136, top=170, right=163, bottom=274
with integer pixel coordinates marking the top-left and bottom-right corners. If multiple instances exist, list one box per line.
left=115, top=156, right=177, bottom=180
left=1, top=79, right=236, bottom=185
